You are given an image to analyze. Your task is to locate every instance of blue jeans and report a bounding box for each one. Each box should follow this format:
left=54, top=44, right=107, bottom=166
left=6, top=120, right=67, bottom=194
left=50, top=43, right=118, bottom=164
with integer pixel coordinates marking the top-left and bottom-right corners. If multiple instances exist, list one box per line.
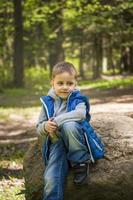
left=43, top=122, right=90, bottom=200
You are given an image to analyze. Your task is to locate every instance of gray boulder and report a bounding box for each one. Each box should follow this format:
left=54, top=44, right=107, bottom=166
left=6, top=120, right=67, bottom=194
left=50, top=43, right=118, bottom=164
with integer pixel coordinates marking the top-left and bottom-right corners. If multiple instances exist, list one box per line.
left=23, top=113, right=133, bottom=200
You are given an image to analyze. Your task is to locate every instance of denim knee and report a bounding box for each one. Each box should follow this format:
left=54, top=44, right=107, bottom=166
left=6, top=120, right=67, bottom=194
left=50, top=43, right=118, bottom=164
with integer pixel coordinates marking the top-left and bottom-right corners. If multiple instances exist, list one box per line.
left=61, top=121, right=81, bottom=133
left=60, top=122, right=90, bottom=164
left=60, top=122, right=85, bottom=144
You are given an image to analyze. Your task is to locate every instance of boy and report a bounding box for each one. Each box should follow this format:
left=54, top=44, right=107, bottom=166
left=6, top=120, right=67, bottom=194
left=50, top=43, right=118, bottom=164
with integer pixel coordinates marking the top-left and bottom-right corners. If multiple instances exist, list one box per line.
left=36, top=61, right=104, bottom=200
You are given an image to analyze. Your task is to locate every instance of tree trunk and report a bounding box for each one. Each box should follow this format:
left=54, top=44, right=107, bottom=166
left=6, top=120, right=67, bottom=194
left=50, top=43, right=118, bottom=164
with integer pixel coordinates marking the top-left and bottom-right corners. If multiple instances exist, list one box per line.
left=102, top=35, right=115, bottom=74
left=47, top=1, right=65, bottom=77
left=108, top=44, right=115, bottom=74
left=79, top=39, right=84, bottom=78
left=120, top=47, right=130, bottom=73
left=129, top=46, right=133, bottom=73
left=13, top=0, right=24, bottom=87
left=93, top=34, right=102, bottom=79
left=102, top=36, right=108, bottom=73
left=48, top=33, right=64, bottom=76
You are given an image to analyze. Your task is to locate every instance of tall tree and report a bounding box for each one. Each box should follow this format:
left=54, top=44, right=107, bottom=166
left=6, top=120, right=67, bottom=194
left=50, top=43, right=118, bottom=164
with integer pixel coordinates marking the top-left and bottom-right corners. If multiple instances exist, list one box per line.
left=129, top=46, right=133, bottom=73
left=93, top=33, right=102, bottom=78
left=0, top=1, right=14, bottom=88
left=45, top=0, right=65, bottom=75
left=13, top=0, right=24, bottom=87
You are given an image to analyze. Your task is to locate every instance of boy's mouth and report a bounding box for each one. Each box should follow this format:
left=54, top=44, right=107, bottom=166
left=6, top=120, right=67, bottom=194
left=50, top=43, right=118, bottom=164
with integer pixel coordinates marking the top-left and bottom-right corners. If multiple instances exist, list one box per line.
left=60, top=90, right=69, bottom=93
left=60, top=92, right=68, bottom=95
left=60, top=92, right=69, bottom=96
left=62, top=91, right=70, bottom=93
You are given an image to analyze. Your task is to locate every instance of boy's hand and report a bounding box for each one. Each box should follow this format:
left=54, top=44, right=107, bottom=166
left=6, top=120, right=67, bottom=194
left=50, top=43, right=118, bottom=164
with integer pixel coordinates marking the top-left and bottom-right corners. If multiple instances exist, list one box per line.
left=44, top=118, right=58, bottom=136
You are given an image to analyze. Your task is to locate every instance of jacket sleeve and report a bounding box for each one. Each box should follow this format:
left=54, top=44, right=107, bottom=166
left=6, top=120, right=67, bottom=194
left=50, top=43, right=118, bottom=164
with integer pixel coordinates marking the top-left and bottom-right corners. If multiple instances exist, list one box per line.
left=36, top=106, right=48, bottom=136
left=54, top=102, right=86, bottom=127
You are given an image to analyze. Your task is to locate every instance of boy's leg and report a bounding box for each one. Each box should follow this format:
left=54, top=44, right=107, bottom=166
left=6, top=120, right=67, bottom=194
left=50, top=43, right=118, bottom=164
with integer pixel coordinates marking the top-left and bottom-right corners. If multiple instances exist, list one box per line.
left=43, top=139, right=68, bottom=200
left=60, top=122, right=90, bottom=164
left=60, top=122, right=90, bottom=185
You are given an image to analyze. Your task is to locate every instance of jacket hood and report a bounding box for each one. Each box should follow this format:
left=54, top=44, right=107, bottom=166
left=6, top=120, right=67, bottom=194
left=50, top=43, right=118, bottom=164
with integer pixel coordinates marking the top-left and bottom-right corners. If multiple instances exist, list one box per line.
left=47, top=88, right=57, bottom=99
left=47, top=88, right=79, bottom=100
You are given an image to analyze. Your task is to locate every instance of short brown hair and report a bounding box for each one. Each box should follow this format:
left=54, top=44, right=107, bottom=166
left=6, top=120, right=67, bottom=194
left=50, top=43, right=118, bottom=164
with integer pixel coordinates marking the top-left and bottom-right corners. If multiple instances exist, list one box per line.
left=52, top=61, right=77, bottom=79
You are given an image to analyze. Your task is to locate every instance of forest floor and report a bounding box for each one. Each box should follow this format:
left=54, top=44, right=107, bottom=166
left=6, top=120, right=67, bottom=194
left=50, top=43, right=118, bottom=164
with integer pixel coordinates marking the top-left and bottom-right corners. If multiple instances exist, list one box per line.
left=1, top=87, right=133, bottom=146
left=0, top=87, right=133, bottom=200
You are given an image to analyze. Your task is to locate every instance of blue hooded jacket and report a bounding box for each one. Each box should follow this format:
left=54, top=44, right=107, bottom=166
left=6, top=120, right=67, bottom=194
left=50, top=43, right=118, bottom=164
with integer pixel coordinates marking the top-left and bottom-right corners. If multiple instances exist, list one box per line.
left=40, top=90, right=105, bottom=164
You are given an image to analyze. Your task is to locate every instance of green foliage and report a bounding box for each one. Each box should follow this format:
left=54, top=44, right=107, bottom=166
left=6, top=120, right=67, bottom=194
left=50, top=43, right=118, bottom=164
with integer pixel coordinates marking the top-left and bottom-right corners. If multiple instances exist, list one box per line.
left=0, top=183, right=25, bottom=200
left=25, top=67, right=50, bottom=92
left=0, top=149, right=25, bottom=200
left=0, top=66, right=13, bottom=91
left=79, top=76, right=133, bottom=90
left=0, top=89, right=40, bottom=107
left=0, top=69, right=133, bottom=108
left=0, top=151, right=25, bottom=164
left=0, top=67, right=50, bottom=107
left=1, top=0, right=133, bottom=87
left=0, top=106, right=40, bottom=120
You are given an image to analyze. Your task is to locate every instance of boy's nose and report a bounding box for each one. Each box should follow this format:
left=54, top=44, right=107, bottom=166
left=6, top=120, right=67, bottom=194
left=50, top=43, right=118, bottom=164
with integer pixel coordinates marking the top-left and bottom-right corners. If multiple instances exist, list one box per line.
left=62, top=85, right=68, bottom=89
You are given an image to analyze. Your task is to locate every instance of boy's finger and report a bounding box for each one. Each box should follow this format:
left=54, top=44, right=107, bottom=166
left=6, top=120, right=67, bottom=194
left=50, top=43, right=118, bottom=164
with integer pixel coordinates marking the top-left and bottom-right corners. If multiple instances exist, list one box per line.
left=48, top=121, right=58, bottom=127
left=48, top=118, right=56, bottom=123
left=48, top=124, right=57, bottom=129
left=48, top=126, right=56, bottom=131
left=48, top=125, right=57, bottom=130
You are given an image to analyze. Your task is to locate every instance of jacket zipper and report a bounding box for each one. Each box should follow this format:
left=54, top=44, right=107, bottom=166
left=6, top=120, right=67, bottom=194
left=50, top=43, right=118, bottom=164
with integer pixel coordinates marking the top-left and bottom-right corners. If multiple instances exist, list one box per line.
left=92, top=138, right=103, bottom=151
left=67, top=92, right=95, bottom=163
left=66, top=92, right=73, bottom=111
left=40, top=97, right=50, bottom=119
left=84, top=132, right=95, bottom=163
left=40, top=94, right=96, bottom=163
left=66, top=90, right=80, bottom=111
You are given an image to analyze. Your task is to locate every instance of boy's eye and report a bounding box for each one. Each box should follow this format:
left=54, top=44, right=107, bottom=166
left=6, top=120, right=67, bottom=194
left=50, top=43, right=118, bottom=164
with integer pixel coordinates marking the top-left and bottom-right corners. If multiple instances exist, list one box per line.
left=67, top=82, right=74, bottom=86
left=57, top=82, right=63, bottom=85
left=57, top=81, right=74, bottom=86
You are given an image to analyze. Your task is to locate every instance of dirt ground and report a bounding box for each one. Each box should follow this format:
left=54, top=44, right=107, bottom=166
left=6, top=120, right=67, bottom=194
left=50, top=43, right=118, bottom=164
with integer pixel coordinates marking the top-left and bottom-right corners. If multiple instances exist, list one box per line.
left=0, top=87, right=133, bottom=146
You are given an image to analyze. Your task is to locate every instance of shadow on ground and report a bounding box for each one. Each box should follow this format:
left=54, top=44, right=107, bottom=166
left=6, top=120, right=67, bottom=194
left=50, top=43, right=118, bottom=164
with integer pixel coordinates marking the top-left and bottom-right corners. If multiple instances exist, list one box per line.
left=0, top=167, right=23, bottom=179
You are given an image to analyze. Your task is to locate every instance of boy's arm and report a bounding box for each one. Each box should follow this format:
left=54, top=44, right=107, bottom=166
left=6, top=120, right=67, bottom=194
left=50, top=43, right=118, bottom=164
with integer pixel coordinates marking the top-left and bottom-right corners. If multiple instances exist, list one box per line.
left=53, top=102, right=87, bottom=127
left=36, top=106, right=48, bottom=136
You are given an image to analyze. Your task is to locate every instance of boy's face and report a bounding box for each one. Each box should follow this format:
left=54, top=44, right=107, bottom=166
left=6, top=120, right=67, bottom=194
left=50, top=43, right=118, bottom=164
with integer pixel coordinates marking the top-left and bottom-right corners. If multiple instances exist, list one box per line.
left=51, top=72, right=77, bottom=99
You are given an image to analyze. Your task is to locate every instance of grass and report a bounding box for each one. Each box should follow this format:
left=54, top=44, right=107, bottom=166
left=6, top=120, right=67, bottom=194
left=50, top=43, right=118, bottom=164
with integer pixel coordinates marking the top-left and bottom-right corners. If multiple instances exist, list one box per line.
left=0, top=67, right=133, bottom=108
left=0, top=181, right=25, bottom=200
left=0, top=87, right=46, bottom=108
left=0, top=106, right=40, bottom=121
left=0, top=151, right=24, bottom=167
left=0, top=154, right=25, bottom=200
left=0, top=67, right=50, bottom=107
left=0, top=151, right=25, bottom=200
left=78, top=76, right=133, bottom=90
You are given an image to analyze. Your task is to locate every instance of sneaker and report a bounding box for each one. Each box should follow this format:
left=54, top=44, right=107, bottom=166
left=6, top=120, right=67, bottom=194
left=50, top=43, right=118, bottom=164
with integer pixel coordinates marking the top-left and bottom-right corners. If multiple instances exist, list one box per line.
left=73, top=162, right=90, bottom=185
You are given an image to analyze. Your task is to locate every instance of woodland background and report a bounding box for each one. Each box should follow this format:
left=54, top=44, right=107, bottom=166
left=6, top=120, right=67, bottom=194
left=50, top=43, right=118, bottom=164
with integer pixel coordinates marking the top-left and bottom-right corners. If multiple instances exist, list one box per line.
left=0, top=0, right=133, bottom=200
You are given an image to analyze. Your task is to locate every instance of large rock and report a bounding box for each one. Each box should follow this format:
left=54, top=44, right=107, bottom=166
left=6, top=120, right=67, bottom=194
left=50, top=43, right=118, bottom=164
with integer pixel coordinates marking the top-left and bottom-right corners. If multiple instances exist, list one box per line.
left=23, top=114, right=133, bottom=200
